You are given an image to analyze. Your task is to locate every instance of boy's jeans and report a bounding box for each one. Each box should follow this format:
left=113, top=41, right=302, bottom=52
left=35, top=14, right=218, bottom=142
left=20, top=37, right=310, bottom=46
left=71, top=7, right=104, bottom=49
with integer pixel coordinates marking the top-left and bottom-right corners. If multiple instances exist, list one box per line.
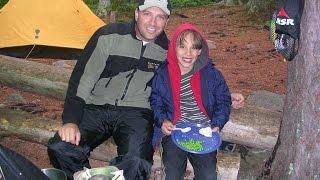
left=161, top=136, right=217, bottom=180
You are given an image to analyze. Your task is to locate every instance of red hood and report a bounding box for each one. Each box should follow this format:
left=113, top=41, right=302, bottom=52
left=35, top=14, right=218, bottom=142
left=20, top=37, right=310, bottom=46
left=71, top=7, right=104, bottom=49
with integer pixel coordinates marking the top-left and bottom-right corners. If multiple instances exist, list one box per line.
left=167, top=23, right=209, bottom=73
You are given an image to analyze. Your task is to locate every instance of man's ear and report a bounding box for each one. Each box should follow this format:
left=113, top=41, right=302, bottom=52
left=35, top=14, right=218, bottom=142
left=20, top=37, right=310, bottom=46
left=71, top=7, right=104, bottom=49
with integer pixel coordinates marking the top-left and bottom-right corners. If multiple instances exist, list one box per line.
left=165, top=18, right=169, bottom=26
left=134, top=9, right=139, bottom=21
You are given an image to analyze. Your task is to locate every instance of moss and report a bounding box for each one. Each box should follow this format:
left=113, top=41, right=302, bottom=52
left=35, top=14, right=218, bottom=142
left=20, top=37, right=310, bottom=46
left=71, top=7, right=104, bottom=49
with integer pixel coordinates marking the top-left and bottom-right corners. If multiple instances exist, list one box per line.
left=0, top=118, right=10, bottom=129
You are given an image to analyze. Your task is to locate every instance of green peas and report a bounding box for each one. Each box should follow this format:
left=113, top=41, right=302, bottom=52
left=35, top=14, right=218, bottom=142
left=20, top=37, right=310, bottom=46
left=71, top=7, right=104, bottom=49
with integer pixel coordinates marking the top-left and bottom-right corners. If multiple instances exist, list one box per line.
left=177, top=139, right=204, bottom=152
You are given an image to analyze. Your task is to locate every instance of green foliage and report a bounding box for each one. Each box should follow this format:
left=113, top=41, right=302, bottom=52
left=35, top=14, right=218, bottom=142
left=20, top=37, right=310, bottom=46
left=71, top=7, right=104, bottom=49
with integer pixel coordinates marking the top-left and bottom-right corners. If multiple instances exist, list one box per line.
left=245, top=0, right=278, bottom=21
left=84, top=0, right=99, bottom=12
left=171, top=0, right=217, bottom=8
left=105, top=0, right=137, bottom=22
left=107, top=0, right=137, bottom=13
left=0, top=0, right=8, bottom=8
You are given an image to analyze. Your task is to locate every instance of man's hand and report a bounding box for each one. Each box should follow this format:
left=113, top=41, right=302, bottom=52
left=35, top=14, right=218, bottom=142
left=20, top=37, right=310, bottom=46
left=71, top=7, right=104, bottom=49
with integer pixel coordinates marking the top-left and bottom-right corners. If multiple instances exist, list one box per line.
left=161, top=120, right=174, bottom=136
left=58, top=123, right=81, bottom=146
left=212, top=126, right=220, bottom=132
left=231, top=93, right=245, bottom=109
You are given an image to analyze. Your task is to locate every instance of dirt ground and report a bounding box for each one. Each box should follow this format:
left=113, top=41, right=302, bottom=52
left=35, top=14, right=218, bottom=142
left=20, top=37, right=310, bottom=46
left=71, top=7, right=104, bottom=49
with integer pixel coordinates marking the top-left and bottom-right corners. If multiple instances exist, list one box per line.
left=0, top=5, right=287, bottom=176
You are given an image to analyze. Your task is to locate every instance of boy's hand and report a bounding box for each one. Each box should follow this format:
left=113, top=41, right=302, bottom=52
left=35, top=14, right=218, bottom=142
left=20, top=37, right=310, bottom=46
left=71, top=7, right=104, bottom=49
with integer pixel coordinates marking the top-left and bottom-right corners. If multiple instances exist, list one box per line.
left=161, top=120, right=174, bottom=135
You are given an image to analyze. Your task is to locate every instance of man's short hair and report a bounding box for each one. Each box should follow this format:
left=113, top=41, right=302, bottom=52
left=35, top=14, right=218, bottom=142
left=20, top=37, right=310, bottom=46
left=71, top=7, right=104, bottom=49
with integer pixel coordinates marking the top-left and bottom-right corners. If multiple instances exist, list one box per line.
left=138, top=0, right=172, bottom=15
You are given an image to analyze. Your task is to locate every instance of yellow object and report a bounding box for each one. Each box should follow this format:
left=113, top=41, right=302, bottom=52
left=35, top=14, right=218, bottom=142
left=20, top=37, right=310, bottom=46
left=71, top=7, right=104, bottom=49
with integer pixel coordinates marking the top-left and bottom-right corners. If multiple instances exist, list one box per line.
left=0, top=0, right=105, bottom=49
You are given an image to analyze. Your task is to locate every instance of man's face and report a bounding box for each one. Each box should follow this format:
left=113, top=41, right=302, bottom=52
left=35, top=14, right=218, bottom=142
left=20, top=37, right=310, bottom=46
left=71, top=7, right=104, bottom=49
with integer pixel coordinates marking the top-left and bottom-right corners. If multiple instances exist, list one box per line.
left=176, top=33, right=201, bottom=75
left=135, top=7, right=169, bottom=42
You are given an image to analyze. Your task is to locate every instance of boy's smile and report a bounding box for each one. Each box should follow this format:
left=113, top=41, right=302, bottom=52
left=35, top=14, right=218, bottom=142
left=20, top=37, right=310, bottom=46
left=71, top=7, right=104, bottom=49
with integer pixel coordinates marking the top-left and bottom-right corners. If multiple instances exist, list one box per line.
left=176, top=33, right=201, bottom=75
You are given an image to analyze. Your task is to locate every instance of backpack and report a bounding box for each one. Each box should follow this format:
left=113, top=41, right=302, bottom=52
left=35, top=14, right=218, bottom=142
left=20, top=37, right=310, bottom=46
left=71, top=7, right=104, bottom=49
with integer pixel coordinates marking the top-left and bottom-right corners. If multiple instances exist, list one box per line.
left=270, top=0, right=304, bottom=61
left=0, top=145, right=49, bottom=180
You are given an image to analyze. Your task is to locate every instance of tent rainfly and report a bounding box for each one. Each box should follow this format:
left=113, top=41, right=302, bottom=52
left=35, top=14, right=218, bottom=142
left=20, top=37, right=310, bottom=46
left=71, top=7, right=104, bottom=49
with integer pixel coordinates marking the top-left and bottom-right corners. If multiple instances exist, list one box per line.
left=0, top=0, right=105, bottom=53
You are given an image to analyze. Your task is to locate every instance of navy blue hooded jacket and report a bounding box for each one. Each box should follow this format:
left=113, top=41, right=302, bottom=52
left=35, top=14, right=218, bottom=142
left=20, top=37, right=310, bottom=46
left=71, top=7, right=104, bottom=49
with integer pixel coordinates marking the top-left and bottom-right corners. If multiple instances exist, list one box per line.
left=150, top=23, right=231, bottom=148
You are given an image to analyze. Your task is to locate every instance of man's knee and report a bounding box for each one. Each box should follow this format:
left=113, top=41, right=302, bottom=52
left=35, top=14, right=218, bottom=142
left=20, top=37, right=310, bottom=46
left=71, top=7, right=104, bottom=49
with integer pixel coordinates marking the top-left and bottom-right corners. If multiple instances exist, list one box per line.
left=47, top=134, right=63, bottom=156
left=47, top=134, right=90, bottom=162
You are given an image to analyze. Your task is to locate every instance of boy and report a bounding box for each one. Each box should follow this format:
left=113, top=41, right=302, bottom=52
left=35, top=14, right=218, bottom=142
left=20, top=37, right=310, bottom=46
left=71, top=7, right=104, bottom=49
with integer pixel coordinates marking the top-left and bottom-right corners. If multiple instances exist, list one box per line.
left=150, top=23, right=231, bottom=180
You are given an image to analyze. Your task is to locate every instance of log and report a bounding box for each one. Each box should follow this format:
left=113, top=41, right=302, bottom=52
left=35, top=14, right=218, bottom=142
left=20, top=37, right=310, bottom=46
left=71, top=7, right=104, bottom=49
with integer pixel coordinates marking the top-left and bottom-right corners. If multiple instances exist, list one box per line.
left=221, top=105, right=281, bottom=149
left=0, top=106, right=241, bottom=179
left=0, top=55, right=71, bottom=100
left=0, top=106, right=117, bottom=162
left=0, top=55, right=281, bottom=149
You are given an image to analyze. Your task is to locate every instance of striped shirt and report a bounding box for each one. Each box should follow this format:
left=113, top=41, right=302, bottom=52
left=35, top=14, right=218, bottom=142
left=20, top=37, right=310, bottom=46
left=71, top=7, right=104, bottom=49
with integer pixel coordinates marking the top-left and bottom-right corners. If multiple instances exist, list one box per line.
left=179, top=71, right=210, bottom=124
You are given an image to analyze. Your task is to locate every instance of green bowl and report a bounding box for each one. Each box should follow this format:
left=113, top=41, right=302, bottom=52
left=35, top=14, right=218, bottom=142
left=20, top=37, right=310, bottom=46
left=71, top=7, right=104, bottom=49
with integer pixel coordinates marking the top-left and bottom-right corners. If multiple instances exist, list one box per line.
left=89, top=166, right=119, bottom=177
left=41, top=168, right=67, bottom=180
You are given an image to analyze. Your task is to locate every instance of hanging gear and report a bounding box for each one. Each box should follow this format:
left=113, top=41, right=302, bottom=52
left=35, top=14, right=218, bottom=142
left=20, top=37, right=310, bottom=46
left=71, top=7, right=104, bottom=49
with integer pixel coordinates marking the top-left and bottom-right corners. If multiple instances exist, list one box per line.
left=270, top=0, right=304, bottom=61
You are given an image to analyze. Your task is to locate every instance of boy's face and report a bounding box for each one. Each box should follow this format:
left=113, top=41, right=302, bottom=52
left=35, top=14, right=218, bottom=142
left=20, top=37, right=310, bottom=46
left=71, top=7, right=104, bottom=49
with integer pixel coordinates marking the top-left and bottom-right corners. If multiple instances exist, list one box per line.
left=135, top=7, right=169, bottom=42
left=176, top=33, right=201, bottom=75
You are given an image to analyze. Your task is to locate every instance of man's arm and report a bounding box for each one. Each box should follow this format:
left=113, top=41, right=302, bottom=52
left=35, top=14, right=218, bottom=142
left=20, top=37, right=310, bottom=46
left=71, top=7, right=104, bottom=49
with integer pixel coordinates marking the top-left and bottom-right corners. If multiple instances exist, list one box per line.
left=62, top=25, right=109, bottom=125
left=60, top=25, right=112, bottom=145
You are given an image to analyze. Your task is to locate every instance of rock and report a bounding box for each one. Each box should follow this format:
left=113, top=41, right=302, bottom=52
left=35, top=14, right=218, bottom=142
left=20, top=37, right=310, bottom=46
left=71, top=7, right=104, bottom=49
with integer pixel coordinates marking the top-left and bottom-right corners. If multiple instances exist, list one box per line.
left=247, top=90, right=285, bottom=112
left=217, top=151, right=241, bottom=180
left=151, top=151, right=241, bottom=180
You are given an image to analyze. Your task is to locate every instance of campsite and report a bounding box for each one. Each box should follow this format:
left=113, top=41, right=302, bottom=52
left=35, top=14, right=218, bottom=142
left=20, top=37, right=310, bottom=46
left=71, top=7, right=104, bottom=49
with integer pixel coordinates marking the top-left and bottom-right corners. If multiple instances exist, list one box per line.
left=0, top=0, right=319, bottom=179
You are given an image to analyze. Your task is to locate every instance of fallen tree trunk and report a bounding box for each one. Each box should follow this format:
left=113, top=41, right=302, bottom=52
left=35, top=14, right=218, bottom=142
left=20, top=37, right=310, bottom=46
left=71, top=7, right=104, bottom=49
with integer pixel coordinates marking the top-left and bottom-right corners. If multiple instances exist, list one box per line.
left=0, top=55, right=71, bottom=100
left=0, top=106, right=117, bottom=162
left=222, top=106, right=281, bottom=149
left=0, top=106, right=242, bottom=179
left=0, top=55, right=281, bottom=149
left=0, top=103, right=280, bottom=154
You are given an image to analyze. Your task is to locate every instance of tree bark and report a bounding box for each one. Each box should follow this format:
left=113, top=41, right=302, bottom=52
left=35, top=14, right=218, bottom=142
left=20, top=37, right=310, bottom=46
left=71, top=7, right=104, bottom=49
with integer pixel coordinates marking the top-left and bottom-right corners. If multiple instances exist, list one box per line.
left=96, top=0, right=111, bottom=18
left=270, top=1, right=320, bottom=179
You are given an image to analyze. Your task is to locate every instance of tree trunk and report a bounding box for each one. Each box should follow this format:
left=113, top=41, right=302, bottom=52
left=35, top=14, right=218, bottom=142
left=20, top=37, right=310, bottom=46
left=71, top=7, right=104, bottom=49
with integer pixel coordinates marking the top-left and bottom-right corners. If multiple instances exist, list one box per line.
left=270, top=1, right=320, bottom=179
left=96, top=0, right=111, bottom=18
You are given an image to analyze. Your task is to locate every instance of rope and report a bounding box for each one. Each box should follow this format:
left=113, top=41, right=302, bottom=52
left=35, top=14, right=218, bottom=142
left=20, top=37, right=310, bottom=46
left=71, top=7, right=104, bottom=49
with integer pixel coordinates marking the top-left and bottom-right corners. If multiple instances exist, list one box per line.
left=24, top=44, right=36, bottom=60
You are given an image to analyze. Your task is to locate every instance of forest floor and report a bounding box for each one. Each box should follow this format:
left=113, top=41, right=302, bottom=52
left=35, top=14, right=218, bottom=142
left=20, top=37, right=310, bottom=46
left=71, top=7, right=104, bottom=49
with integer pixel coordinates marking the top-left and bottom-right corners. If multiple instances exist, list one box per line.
left=0, top=4, right=287, bottom=179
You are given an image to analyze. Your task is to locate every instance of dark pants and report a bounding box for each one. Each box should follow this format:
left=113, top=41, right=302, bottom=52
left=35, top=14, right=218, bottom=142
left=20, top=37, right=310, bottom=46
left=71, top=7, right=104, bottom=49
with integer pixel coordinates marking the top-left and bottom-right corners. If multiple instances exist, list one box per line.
left=47, top=104, right=154, bottom=180
left=162, top=136, right=217, bottom=180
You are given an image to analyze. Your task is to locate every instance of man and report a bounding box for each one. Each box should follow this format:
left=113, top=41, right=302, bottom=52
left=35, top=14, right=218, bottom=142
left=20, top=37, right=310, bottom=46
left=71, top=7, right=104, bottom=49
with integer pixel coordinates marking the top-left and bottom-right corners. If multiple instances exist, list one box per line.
left=48, top=0, right=171, bottom=179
